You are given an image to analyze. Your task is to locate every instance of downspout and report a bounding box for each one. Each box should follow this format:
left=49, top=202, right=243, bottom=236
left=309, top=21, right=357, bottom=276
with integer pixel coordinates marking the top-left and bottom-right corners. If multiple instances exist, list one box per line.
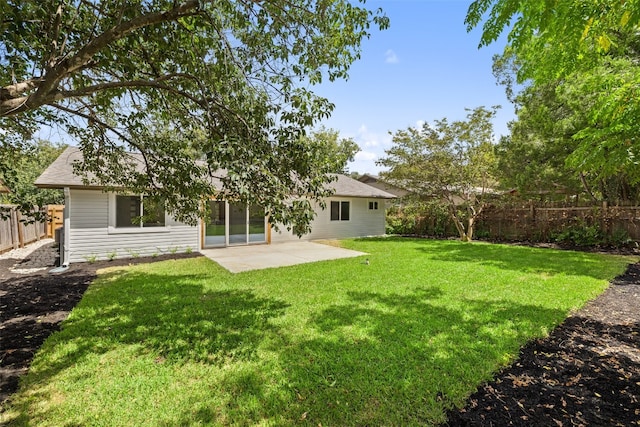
left=62, top=187, right=71, bottom=267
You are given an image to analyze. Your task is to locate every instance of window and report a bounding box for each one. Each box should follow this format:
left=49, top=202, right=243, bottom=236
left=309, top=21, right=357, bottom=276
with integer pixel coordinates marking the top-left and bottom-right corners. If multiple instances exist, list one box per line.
left=115, top=195, right=165, bottom=228
left=330, top=201, right=350, bottom=221
left=368, top=201, right=379, bottom=210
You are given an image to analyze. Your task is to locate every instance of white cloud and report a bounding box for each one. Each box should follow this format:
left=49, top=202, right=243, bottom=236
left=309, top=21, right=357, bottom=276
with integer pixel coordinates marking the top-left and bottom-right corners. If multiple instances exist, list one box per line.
left=344, top=125, right=393, bottom=174
left=384, top=49, right=399, bottom=64
left=355, top=124, right=392, bottom=149
left=354, top=151, right=377, bottom=161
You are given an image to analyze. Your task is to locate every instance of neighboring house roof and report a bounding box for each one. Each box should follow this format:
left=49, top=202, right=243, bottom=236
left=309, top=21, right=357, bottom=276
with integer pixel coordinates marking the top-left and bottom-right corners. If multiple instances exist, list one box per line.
left=357, top=173, right=409, bottom=198
left=328, top=174, right=395, bottom=199
left=35, top=147, right=395, bottom=199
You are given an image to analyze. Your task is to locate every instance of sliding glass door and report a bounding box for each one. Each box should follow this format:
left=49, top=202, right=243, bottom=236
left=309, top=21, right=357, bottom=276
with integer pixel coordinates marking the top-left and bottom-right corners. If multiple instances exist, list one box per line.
left=228, top=202, right=248, bottom=245
left=204, top=201, right=225, bottom=246
left=248, top=204, right=266, bottom=243
left=203, top=201, right=266, bottom=247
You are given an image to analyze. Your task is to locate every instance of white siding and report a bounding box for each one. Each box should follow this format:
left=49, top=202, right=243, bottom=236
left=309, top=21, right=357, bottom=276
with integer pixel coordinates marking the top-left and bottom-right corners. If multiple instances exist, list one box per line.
left=271, top=197, right=386, bottom=243
left=68, top=189, right=199, bottom=263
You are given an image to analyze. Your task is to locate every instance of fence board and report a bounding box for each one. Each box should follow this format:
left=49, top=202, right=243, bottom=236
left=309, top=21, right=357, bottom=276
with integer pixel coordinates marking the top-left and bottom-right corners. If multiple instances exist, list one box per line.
left=478, top=205, right=640, bottom=242
left=46, top=205, right=64, bottom=238
left=0, top=205, right=49, bottom=254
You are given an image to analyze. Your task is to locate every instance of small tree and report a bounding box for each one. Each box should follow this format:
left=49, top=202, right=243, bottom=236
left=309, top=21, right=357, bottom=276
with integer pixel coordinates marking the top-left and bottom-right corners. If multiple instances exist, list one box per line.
left=378, top=107, right=499, bottom=241
left=0, top=139, right=66, bottom=219
left=301, top=127, right=359, bottom=175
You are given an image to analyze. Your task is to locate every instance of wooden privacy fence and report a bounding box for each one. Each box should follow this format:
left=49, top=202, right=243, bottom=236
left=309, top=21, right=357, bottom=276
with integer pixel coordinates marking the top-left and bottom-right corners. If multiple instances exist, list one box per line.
left=477, top=203, right=640, bottom=242
left=46, top=205, right=64, bottom=238
left=0, top=204, right=63, bottom=254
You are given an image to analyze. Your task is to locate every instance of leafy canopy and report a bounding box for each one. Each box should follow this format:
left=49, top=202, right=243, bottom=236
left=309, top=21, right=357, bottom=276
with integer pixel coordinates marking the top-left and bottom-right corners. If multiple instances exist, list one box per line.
left=467, top=0, right=640, bottom=186
left=0, top=0, right=388, bottom=234
left=301, top=126, right=359, bottom=175
left=378, top=106, right=499, bottom=241
left=0, top=139, right=66, bottom=213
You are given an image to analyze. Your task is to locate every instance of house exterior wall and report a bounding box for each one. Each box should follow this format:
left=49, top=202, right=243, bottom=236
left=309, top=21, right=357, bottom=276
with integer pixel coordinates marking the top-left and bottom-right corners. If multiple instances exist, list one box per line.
left=66, top=191, right=386, bottom=263
left=270, top=196, right=386, bottom=243
left=67, top=189, right=199, bottom=263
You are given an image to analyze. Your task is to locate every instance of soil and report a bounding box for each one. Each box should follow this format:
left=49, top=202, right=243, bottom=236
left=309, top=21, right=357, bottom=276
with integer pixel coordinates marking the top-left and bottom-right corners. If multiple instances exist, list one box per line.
left=2, top=248, right=640, bottom=426
left=446, top=262, right=640, bottom=426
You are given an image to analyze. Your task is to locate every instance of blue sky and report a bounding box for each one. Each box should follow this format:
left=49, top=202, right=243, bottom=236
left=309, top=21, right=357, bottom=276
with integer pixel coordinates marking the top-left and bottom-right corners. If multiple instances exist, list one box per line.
left=315, top=0, right=514, bottom=175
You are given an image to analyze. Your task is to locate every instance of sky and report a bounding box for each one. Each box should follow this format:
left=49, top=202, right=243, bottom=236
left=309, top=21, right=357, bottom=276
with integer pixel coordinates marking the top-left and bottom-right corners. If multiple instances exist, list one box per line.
left=314, top=0, right=514, bottom=175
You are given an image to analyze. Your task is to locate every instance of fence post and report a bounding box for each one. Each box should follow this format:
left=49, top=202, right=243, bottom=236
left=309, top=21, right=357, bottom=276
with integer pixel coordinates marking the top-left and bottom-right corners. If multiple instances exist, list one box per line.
left=10, top=207, right=19, bottom=249
left=601, top=201, right=609, bottom=239
left=529, top=201, right=535, bottom=241
left=17, top=209, right=25, bottom=247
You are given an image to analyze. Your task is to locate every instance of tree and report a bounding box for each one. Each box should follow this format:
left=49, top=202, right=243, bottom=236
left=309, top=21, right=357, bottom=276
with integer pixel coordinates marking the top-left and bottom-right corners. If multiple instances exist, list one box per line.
left=0, top=139, right=66, bottom=219
left=0, top=1, right=389, bottom=235
left=301, top=127, right=359, bottom=175
left=466, top=0, right=640, bottom=189
left=493, top=55, right=640, bottom=204
left=378, top=106, right=499, bottom=242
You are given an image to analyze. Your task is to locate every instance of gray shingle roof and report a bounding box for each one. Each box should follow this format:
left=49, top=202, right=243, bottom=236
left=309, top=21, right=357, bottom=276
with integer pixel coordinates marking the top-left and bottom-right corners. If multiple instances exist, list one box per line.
left=34, top=146, right=93, bottom=188
left=35, top=146, right=396, bottom=199
left=328, top=174, right=395, bottom=199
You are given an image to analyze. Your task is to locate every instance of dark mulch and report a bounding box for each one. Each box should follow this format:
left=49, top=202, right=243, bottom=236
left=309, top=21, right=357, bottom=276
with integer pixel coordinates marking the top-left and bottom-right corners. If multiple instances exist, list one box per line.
left=0, top=252, right=201, bottom=404
left=2, top=246, right=640, bottom=426
left=445, top=263, right=640, bottom=426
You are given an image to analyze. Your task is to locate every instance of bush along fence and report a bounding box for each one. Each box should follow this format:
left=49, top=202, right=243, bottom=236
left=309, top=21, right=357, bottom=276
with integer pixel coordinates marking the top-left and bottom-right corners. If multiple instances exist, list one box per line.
left=0, top=204, right=63, bottom=254
left=387, top=201, right=639, bottom=247
left=476, top=202, right=638, bottom=247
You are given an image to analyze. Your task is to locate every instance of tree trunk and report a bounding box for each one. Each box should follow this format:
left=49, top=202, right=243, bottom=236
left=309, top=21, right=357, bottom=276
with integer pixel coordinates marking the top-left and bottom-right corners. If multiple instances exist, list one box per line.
left=467, top=215, right=475, bottom=242
left=447, top=204, right=469, bottom=241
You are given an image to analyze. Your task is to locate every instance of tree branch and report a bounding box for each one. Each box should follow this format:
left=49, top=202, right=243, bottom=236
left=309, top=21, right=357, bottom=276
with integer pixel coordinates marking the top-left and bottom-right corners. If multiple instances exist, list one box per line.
left=0, top=79, right=44, bottom=101
left=2, top=1, right=202, bottom=117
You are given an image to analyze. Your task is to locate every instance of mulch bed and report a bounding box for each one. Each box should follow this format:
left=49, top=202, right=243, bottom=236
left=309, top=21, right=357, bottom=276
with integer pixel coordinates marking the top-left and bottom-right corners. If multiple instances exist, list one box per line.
left=2, top=248, right=640, bottom=426
left=446, top=262, right=640, bottom=426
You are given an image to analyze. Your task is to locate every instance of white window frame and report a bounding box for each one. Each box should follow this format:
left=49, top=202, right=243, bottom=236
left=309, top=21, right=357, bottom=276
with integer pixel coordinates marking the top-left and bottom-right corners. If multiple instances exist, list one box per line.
left=108, top=193, right=170, bottom=234
left=368, top=201, right=379, bottom=210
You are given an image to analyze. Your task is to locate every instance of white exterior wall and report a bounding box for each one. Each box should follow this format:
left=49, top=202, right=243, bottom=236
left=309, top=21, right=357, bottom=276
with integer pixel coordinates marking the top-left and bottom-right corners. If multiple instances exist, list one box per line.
left=67, top=189, right=199, bottom=263
left=271, top=197, right=386, bottom=243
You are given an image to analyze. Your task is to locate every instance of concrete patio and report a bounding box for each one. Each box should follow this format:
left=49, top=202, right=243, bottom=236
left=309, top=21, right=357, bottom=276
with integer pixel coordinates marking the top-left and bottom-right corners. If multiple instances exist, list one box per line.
left=200, top=241, right=367, bottom=273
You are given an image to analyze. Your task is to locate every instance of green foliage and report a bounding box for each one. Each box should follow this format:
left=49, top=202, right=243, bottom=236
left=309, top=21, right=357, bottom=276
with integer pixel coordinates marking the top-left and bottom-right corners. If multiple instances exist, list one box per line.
left=0, top=139, right=65, bottom=218
left=553, top=221, right=604, bottom=247
left=301, top=126, right=359, bottom=174
left=0, top=1, right=389, bottom=234
left=2, top=239, right=633, bottom=425
left=468, top=0, right=640, bottom=188
left=553, top=221, right=634, bottom=248
left=385, top=201, right=453, bottom=237
left=378, top=106, right=500, bottom=241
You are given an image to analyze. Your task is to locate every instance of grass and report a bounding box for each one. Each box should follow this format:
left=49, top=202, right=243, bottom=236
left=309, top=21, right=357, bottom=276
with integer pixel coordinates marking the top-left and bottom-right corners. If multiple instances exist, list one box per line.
left=2, top=237, right=636, bottom=426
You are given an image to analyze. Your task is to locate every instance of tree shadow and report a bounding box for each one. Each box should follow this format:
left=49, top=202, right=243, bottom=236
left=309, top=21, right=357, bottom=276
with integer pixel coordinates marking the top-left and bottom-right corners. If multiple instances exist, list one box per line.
left=276, top=286, right=566, bottom=426
left=361, top=237, right=629, bottom=280
left=9, top=269, right=289, bottom=422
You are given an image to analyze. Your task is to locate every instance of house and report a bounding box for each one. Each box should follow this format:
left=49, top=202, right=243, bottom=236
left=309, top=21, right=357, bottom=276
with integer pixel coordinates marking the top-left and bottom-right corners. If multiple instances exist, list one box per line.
left=357, top=174, right=409, bottom=198
left=35, top=147, right=395, bottom=265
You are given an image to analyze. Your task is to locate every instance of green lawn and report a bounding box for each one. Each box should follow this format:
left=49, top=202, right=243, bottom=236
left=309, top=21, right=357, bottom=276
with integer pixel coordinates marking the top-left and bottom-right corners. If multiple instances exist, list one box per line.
left=2, top=238, right=635, bottom=426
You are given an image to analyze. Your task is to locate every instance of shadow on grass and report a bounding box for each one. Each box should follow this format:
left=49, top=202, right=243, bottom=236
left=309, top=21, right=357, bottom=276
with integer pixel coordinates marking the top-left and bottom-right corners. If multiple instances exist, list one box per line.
left=18, top=269, right=289, bottom=398
left=358, top=236, right=621, bottom=280
left=447, top=316, right=640, bottom=426
left=276, top=286, right=566, bottom=426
